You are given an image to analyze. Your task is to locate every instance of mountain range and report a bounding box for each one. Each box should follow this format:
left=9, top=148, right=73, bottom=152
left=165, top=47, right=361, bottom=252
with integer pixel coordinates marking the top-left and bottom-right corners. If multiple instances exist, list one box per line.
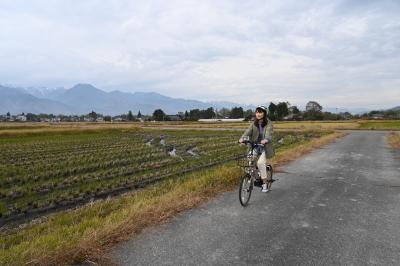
left=0, top=84, right=257, bottom=115
left=0, top=83, right=393, bottom=116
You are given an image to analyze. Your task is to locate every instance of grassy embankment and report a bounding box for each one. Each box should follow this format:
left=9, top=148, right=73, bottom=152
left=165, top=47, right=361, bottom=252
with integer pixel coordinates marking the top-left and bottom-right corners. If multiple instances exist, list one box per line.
left=0, top=127, right=345, bottom=266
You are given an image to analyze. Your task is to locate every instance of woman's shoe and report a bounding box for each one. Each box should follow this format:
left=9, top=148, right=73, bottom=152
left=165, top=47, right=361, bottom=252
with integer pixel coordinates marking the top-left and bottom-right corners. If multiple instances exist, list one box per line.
left=261, top=183, right=269, bottom=193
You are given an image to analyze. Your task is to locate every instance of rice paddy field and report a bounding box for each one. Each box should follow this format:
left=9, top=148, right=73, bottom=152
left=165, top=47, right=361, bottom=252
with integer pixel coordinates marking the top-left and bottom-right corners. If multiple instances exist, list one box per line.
left=0, top=123, right=346, bottom=266
left=0, top=127, right=328, bottom=226
left=0, top=119, right=395, bottom=265
left=0, top=119, right=398, bottom=225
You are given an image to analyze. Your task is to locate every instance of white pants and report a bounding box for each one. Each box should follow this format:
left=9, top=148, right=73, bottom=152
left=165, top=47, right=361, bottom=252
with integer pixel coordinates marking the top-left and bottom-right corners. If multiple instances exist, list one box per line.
left=249, top=148, right=269, bottom=180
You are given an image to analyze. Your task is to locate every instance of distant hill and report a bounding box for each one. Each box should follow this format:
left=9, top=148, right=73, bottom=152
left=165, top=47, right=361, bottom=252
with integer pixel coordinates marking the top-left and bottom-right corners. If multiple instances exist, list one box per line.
left=389, top=106, right=400, bottom=112
left=0, top=86, right=71, bottom=114
left=58, top=84, right=114, bottom=114
left=3, top=83, right=381, bottom=116
left=0, top=84, right=256, bottom=115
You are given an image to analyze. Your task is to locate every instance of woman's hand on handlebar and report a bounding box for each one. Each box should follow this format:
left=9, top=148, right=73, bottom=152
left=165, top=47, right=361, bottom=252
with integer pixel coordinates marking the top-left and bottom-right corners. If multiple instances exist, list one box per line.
left=261, top=139, right=268, bottom=145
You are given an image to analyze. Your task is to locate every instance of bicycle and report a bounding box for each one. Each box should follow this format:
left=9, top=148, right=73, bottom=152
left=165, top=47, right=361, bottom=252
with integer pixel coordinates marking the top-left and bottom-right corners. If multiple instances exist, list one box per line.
left=237, top=139, right=274, bottom=207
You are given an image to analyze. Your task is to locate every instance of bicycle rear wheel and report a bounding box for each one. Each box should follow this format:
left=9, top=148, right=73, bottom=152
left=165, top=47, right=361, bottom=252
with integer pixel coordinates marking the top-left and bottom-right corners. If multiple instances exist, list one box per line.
left=239, top=174, right=253, bottom=206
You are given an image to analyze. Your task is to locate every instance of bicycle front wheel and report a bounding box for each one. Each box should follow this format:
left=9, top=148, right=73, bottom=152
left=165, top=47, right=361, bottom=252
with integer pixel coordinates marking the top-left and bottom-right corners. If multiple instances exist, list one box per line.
left=239, top=174, right=253, bottom=207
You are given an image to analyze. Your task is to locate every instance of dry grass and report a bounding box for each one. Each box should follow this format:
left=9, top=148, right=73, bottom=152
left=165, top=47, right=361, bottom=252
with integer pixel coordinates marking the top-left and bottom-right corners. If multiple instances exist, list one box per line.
left=4, top=120, right=400, bottom=137
left=141, top=120, right=400, bottom=131
left=141, top=121, right=359, bottom=130
left=359, top=120, right=400, bottom=130
left=140, top=121, right=359, bottom=130
left=0, top=121, right=325, bottom=137
left=387, top=132, right=400, bottom=149
left=0, top=131, right=345, bottom=266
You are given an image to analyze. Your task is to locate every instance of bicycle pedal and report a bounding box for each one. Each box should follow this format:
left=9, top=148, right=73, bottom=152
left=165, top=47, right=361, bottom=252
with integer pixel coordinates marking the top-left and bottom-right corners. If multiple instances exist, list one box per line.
left=253, top=179, right=263, bottom=187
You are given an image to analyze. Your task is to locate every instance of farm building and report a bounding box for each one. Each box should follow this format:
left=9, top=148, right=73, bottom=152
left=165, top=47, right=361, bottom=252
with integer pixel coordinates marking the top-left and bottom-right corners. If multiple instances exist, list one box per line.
left=198, top=118, right=245, bottom=122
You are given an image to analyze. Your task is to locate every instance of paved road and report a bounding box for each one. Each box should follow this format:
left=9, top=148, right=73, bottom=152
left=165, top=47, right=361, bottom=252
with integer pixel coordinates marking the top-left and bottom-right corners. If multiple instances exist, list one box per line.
left=111, top=131, right=400, bottom=266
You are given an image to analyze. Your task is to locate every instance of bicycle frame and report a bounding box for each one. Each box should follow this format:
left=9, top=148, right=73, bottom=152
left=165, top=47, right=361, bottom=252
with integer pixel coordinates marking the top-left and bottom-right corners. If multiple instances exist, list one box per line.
left=238, top=140, right=264, bottom=177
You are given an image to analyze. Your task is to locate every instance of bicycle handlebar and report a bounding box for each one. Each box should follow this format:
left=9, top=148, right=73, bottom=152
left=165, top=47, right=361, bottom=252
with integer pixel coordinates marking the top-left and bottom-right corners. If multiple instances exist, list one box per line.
left=238, top=139, right=265, bottom=147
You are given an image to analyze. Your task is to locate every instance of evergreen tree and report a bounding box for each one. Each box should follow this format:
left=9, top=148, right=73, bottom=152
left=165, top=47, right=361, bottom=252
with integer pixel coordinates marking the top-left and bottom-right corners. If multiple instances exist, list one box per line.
left=153, top=109, right=166, bottom=121
left=268, top=102, right=277, bottom=120
left=88, top=111, right=97, bottom=121
left=230, top=107, right=244, bottom=118
left=189, top=109, right=200, bottom=121
left=202, top=107, right=215, bottom=119
left=276, top=102, right=289, bottom=120
left=244, top=109, right=253, bottom=121
left=127, top=110, right=134, bottom=121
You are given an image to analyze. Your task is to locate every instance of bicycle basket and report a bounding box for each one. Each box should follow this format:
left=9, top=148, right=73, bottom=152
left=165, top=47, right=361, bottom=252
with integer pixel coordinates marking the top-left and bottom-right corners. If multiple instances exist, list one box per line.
left=236, top=156, right=254, bottom=168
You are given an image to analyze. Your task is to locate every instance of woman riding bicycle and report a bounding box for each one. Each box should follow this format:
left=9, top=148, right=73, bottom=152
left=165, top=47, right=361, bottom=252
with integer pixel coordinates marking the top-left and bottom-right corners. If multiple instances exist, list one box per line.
left=239, top=105, right=275, bottom=192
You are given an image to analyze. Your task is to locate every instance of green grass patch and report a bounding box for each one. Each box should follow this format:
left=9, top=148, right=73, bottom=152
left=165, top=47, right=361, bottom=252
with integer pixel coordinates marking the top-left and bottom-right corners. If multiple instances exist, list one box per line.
left=359, top=120, right=400, bottom=130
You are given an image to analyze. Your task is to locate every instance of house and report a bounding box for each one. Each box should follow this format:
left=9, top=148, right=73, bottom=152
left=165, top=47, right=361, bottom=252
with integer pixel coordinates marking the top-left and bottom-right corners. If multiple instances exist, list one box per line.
left=282, top=114, right=294, bottom=120
left=71, top=116, right=80, bottom=122
left=167, top=115, right=182, bottom=121
left=50, top=117, right=61, bottom=123
left=15, top=114, right=27, bottom=121
left=96, top=117, right=104, bottom=122
left=113, top=116, right=126, bottom=122
left=83, top=116, right=93, bottom=122
left=371, top=114, right=384, bottom=120
left=40, top=118, right=50, bottom=122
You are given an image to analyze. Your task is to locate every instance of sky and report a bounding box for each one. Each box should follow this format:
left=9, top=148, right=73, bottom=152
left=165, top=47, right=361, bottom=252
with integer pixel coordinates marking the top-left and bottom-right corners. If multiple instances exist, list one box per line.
left=0, top=0, right=399, bottom=109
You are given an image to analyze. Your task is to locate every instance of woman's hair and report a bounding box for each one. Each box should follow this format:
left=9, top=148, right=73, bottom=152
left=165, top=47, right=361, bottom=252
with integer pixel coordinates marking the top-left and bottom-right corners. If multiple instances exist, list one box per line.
left=253, top=110, right=268, bottom=127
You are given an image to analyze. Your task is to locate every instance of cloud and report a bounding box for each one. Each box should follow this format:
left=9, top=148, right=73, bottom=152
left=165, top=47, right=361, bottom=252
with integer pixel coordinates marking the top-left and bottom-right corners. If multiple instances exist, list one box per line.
left=0, top=0, right=399, bottom=109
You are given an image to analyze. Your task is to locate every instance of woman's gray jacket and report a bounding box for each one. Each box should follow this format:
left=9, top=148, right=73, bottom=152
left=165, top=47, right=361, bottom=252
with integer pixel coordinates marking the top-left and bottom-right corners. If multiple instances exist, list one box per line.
left=241, top=119, right=275, bottom=159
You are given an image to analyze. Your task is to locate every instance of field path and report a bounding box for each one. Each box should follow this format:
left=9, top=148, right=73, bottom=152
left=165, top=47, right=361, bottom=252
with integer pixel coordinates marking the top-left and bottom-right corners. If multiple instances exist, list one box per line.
left=111, top=131, right=400, bottom=265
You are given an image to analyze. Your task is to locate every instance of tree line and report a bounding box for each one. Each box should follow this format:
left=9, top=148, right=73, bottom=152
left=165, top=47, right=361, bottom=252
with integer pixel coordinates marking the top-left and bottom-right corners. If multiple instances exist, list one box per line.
left=152, top=101, right=358, bottom=121
left=6, top=100, right=398, bottom=122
